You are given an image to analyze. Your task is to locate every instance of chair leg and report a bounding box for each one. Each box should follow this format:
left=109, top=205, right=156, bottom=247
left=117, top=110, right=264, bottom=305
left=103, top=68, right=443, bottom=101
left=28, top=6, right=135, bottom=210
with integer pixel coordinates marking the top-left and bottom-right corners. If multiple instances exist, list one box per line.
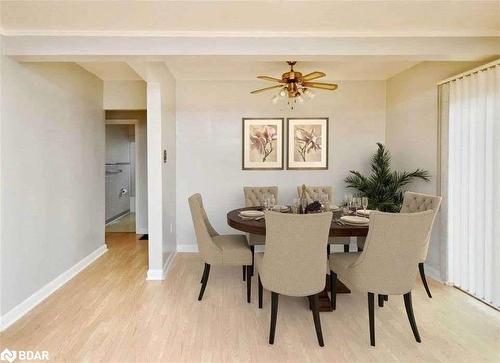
left=403, top=292, right=421, bottom=343
left=198, top=263, right=211, bottom=301
left=258, top=275, right=263, bottom=309
left=378, top=294, right=384, bottom=307
left=310, top=294, right=325, bottom=347
left=368, top=292, right=375, bottom=346
left=327, top=244, right=331, bottom=256
left=246, top=265, right=252, bottom=303
left=269, top=292, right=279, bottom=344
left=243, top=266, right=246, bottom=281
left=330, top=270, right=337, bottom=310
left=384, top=295, right=388, bottom=301
left=344, top=244, right=349, bottom=253
left=250, top=246, right=255, bottom=277
left=418, top=262, right=432, bottom=298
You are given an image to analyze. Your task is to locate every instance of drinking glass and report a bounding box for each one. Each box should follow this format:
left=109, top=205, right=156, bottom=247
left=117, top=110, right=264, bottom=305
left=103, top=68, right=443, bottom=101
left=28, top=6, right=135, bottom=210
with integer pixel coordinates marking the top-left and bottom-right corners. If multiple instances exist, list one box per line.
left=292, top=198, right=300, bottom=214
left=270, top=195, right=276, bottom=209
left=362, top=197, right=368, bottom=211
left=354, top=197, right=361, bottom=212
left=345, top=194, right=353, bottom=212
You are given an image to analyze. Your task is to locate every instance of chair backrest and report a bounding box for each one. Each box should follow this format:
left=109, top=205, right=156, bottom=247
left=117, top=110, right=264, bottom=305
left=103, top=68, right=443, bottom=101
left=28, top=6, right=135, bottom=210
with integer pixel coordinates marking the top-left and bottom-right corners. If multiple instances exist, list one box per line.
left=349, top=210, right=435, bottom=295
left=244, top=186, right=278, bottom=207
left=188, top=194, right=222, bottom=264
left=260, top=211, right=333, bottom=296
left=297, top=186, right=334, bottom=204
left=400, top=191, right=442, bottom=261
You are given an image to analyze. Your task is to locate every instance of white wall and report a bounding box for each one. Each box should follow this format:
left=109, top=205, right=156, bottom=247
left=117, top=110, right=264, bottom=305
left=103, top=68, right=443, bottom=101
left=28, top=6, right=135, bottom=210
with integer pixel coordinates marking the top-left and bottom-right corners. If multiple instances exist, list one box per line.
left=103, top=80, right=146, bottom=110
left=385, top=61, right=482, bottom=279
left=176, top=80, right=386, bottom=249
left=0, top=59, right=104, bottom=316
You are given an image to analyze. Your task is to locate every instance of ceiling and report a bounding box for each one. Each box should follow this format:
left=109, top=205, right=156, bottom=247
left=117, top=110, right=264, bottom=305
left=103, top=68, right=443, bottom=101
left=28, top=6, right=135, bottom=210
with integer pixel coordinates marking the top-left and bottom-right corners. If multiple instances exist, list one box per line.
left=77, top=62, right=142, bottom=81
left=163, top=56, right=421, bottom=81
left=2, top=1, right=498, bottom=37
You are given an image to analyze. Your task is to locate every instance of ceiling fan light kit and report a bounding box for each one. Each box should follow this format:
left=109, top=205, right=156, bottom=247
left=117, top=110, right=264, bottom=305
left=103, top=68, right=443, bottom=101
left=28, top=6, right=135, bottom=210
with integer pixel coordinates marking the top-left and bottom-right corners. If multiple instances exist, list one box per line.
left=251, top=61, right=338, bottom=109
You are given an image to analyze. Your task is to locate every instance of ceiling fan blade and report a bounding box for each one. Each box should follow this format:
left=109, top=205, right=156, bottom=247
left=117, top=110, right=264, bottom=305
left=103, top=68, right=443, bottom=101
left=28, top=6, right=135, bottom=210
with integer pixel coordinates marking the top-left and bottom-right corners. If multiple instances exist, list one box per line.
left=257, top=76, right=283, bottom=83
left=303, top=82, right=338, bottom=91
left=302, top=71, right=326, bottom=81
left=250, top=84, right=284, bottom=94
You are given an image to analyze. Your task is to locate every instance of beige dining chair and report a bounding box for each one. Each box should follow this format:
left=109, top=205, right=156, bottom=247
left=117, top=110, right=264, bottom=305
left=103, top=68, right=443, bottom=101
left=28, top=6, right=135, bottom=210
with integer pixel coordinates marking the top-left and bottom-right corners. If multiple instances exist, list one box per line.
left=243, top=186, right=278, bottom=280
left=255, top=211, right=333, bottom=346
left=188, top=193, right=253, bottom=302
left=356, top=191, right=442, bottom=298
left=329, top=210, right=436, bottom=346
left=297, top=185, right=351, bottom=253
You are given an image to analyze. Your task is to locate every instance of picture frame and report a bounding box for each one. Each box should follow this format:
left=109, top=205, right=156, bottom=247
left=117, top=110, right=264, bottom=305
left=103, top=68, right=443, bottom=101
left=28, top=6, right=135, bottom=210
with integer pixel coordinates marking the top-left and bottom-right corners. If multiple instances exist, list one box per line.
left=286, top=117, right=329, bottom=170
left=242, top=118, right=284, bottom=170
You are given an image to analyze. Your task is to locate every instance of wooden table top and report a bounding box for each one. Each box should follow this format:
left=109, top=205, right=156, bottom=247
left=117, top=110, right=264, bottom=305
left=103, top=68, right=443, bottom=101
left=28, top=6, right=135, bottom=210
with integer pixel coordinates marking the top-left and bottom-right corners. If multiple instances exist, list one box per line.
left=227, top=207, right=369, bottom=237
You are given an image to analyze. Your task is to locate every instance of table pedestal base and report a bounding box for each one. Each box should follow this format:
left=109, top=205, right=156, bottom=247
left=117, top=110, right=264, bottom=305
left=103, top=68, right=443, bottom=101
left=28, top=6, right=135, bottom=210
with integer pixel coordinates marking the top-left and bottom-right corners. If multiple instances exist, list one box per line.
left=313, top=276, right=351, bottom=312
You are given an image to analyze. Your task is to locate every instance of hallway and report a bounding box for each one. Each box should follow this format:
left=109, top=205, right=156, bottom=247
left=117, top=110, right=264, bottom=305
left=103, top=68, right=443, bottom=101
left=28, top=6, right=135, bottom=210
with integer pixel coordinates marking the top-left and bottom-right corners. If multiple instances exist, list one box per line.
left=1, top=234, right=499, bottom=362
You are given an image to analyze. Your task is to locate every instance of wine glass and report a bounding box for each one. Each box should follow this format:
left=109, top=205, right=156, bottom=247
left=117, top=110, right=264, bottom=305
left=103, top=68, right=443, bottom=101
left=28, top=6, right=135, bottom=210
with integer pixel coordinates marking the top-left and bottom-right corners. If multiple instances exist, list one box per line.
left=345, top=194, right=353, bottom=212
left=362, top=197, right=369, bottom=212
left=354, top=197, right=361, bottom=212
left=321, top=193, right=329, bottom=212
left=292, top=198, right=300, bottom=214
left=270, top=194, right=276, bottom=210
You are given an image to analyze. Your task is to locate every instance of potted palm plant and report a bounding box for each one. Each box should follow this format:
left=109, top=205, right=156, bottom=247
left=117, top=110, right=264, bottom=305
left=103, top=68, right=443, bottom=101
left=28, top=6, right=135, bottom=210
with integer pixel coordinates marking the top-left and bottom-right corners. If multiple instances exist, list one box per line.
left=345, top=143, right=430, bottom=212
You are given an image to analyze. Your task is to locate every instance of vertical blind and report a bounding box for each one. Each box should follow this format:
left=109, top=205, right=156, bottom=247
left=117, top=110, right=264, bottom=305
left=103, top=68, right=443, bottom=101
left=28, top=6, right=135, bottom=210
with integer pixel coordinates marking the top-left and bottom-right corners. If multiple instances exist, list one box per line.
left=447, top=64, right=500, bottom=308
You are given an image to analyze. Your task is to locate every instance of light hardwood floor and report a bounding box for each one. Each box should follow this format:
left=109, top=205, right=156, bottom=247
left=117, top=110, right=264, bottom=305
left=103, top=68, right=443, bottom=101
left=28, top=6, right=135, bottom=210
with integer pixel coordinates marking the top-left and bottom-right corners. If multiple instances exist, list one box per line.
left=1, top=233, right=499, bottom=362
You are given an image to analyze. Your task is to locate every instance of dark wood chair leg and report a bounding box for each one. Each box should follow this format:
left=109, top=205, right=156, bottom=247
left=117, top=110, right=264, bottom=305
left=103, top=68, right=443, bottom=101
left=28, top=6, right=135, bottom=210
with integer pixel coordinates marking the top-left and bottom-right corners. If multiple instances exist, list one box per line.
left=330, top=270, right=337, bottom=310
left=418, top=262, right=432, bottom=298
left=258, top=275, right=263, bottom=309
left=378, top=294, right=384, bottom=307
left=357, top=246, right=363, bottom=252
left=344, top=244, right=349, bottom=253
left=250, top=246, right=255, bottom=277
left=243, top=266, right=246, bottom=281
left=327, top=244, right=331, bottom=256
left=269, top=292, right=279, bottom=344
left=403, top=292, right=421, bottom=343
left=198, top=263, right=211, bottom=301
left=368, top=292, right=375, bottom=346
left=384, top=295, right=388, bottom=301
left=246, top=265, right=252, bottom=303
left=310, top=294, right=325, bottom=347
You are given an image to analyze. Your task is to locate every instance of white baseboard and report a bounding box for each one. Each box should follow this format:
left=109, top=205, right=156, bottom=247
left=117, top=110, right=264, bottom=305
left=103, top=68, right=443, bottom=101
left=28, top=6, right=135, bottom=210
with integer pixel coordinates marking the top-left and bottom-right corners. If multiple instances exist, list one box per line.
left=424, top=263, right=443, bottom=282
left=0, top=244, right=108, bottom=332
left=177, top=244, right=198, bottom=253
left=136, top=227, right=148, bottom=235
left=146, top=250, right=176, bottom=280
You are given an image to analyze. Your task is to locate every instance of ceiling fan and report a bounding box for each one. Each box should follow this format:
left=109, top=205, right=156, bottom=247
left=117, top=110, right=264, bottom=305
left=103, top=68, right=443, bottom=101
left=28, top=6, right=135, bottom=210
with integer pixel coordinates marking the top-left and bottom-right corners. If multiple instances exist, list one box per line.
left=250, top=61, right=338, bottom=108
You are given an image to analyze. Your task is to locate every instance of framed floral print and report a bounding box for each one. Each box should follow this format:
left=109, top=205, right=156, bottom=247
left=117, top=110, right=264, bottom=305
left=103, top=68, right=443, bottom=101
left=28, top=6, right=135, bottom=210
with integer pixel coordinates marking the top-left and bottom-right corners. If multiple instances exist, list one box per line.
left=242, top=118, right=284, bottom=170
left=287, top=118, right=329, bottom=170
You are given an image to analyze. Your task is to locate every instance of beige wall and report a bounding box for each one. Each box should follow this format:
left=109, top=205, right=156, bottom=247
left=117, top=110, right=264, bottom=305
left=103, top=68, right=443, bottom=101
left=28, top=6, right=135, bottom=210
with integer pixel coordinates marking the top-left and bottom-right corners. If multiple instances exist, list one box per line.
left=103, top=80, right=146, bottom=110
left=0, top=59, right=104, bottom=318
left=176, top=80, right=386, bottom=250
left=385, top=61, right=482, bottom=279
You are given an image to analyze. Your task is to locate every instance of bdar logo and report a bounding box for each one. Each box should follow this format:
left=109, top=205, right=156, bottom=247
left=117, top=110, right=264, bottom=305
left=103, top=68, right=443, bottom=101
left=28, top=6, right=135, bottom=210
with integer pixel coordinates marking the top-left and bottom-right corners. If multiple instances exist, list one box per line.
left=0, top=349, right=16, bottom=363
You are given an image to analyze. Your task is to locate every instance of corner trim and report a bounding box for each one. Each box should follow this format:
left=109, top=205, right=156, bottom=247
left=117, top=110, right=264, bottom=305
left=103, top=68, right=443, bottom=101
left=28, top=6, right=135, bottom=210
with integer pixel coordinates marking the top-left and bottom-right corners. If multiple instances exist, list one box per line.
left=146, top=250, right=176, bottom=280
left=0, top=244, right=108, bottom=332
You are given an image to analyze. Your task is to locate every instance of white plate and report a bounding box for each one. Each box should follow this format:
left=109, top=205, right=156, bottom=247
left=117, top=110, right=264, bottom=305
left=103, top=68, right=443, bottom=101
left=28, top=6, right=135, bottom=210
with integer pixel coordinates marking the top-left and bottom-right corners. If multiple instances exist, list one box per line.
left=272, top=205, right=289, bottom=212
left=330, top=205, right=341, bottom=211
left=356, top=209, right=373, bottom=217
left=341, top=216, right=369, bottom=225
left=239, top=210, right=265, bottom=218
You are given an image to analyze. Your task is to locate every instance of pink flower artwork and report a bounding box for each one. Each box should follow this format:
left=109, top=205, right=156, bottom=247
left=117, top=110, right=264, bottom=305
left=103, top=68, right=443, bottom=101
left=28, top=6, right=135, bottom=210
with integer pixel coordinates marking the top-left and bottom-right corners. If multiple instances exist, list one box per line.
left=249, top=125, right=278, bottom=162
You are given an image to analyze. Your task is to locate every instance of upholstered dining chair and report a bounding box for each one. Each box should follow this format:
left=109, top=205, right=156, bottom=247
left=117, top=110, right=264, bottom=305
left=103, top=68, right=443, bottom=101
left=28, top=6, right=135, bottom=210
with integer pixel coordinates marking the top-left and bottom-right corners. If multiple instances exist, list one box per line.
left=356, top=191, right=442, bottom=298
left=188, top=193, right=253, bottom=302
left=242, top=186, right=278, bottom=280
left=255, top=211, right=333, bottom=346
left=330, top=210, right=436, bottom=346
left=297, top=185, right=351, bottom=253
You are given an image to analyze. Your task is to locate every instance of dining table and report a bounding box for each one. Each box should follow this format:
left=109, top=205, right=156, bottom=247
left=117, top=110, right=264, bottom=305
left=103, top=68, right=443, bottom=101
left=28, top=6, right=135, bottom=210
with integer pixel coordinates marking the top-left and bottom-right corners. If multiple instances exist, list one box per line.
left=227, top=207, right=369, bottom=312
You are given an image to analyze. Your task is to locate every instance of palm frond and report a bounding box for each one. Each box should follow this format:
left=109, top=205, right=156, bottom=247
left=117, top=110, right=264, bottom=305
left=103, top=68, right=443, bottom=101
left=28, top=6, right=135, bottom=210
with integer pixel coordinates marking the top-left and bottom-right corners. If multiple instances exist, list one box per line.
left=344, top=143, right=430, bottom=212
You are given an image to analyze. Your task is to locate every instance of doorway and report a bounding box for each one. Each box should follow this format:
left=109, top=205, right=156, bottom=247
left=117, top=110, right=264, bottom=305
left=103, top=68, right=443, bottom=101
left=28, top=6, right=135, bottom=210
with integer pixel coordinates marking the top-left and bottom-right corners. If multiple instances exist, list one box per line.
left=104, top=110, right=148, bottom=237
